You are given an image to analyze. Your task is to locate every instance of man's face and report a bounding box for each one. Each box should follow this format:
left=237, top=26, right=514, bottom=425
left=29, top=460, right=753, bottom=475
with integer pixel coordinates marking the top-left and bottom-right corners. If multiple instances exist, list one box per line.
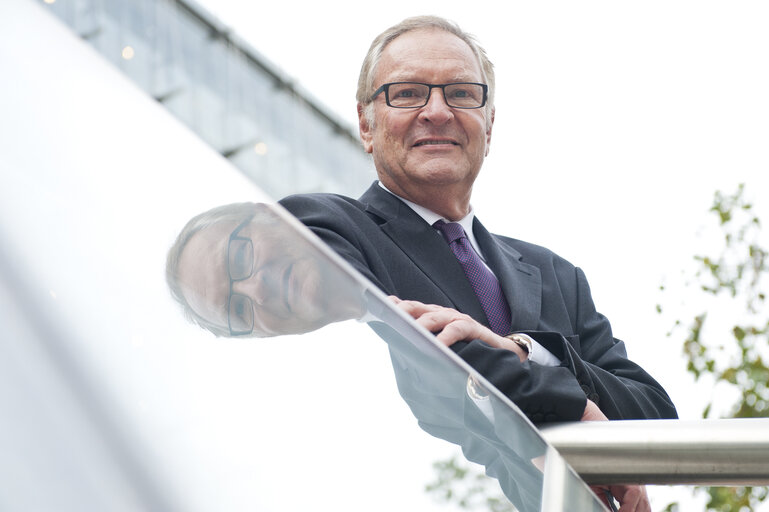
left=177, top=215, right=360, bottom=337
left=359, top=28, right=493, bottom=201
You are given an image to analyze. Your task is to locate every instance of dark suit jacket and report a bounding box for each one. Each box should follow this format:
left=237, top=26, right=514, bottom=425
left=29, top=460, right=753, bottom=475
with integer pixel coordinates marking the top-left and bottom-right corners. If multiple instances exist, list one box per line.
left=279, top=182, right=677, bottom=423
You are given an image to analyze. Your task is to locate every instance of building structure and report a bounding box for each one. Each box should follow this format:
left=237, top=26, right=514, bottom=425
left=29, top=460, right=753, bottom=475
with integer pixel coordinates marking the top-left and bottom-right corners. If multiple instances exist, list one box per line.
left=39, top=0, right=374, bottom=198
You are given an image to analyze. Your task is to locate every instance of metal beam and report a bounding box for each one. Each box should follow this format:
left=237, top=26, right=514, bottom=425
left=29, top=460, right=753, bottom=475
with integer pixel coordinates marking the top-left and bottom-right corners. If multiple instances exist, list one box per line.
left=540, top=418, right=769, bottom=485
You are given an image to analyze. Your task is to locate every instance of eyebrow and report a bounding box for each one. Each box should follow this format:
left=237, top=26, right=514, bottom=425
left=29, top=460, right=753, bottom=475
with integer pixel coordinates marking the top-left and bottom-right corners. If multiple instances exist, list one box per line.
left=385, top=74, right=481, bottom=84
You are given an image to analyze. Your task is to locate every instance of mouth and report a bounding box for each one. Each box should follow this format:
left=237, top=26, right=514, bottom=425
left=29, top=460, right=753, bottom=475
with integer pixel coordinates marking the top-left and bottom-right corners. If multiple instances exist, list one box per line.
left=413, top=139, right=459, bottom=147
left=281, top=262, right=295, bottom=313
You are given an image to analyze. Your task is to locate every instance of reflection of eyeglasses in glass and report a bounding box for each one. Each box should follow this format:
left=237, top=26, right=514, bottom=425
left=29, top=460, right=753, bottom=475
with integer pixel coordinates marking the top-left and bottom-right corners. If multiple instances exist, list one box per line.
left=227, top=216, right=255, bottom=336
left=370, top=82, right=488, bottom=109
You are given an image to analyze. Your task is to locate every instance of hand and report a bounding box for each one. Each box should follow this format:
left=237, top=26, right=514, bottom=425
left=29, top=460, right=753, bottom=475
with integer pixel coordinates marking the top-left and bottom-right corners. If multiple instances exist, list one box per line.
left=581, top=398, right=609, bottom=421
left=590, top=484, right=650, bottom=512
left=388, top=297, right=528, bottom=361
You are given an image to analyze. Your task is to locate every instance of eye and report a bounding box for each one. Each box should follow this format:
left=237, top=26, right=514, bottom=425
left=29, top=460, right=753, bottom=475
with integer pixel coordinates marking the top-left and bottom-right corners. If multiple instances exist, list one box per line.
left=448, top=87, right=473, bottom=99
left=234, top=299, right=247, bottom=317
left=392, top=87, right=418, bottom=99
left=228, top=239, right=253, bottom=280
left=228, top=294, right=253, bottom=332
left=390, top=84, right=428, bottom=98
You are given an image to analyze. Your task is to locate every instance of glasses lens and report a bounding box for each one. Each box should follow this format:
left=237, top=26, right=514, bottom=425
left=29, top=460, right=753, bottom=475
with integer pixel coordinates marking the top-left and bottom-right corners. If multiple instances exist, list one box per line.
left=444, top=83, right=485, bottom=108
left=228, top=238, right=253, bottom=280
left=387, top=83, right=429, bottom=107
left=229, top=293, right=254, bottom=334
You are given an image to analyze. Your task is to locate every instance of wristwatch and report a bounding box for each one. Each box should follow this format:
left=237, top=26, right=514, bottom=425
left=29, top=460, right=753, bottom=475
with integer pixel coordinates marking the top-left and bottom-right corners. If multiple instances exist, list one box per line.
left=505, top=333, right=534, bottom=358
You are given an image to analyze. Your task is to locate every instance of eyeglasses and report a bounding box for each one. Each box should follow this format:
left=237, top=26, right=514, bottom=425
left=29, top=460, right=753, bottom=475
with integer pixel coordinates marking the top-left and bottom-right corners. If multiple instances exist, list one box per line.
left=227, top=216, right=255, bottom=336
left=370, top=82, right=488, bottom=109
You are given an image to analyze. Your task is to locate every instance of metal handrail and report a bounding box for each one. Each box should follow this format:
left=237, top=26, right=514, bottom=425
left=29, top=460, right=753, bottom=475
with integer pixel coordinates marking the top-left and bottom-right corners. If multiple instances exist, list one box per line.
left=540, top=418, right=769, bottom=485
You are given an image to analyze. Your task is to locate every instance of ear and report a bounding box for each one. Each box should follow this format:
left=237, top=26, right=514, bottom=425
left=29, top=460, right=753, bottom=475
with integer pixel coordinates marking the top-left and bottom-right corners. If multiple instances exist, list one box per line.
left=357, top=103, right=374, bottom=154
left=485, top=107, right=495, bottom=156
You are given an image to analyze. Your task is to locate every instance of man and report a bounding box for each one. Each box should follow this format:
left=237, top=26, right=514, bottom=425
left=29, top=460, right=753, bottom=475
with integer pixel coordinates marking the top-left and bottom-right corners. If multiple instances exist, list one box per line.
left=281, top=15, right=675, bottom=422
left=276, top=15, right=677, bottom=511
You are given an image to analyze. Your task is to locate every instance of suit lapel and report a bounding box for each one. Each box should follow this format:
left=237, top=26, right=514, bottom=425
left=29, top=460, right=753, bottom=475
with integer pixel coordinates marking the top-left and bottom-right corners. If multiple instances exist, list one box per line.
left=360, top=184, right=490, bottom=325
left=472, top=218, right=542, bottom=332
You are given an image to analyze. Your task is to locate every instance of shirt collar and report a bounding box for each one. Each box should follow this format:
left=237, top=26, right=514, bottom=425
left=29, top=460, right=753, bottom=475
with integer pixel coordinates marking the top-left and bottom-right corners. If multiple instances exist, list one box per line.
left=377, top=181, right=485, bottom=259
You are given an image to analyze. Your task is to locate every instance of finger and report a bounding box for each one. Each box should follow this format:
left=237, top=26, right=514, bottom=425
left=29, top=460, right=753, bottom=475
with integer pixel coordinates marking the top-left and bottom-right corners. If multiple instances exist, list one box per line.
left=589, top=486, right=611, bottom=508
left=613, top=484, right=649, bottom=512
left=395, top=299, right=451, bottom=319
left=433, top=317, right=483, bottom=346
left=633, top=486, right=650, bottom=512
left=413, top=309, right=472, bottom=334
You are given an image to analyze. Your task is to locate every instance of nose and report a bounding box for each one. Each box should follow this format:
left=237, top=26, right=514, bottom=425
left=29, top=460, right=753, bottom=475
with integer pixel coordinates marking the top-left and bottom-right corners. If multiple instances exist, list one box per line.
left=418, top=86, right=454, bottom=125
left=232, top=270, right=272, bottom=306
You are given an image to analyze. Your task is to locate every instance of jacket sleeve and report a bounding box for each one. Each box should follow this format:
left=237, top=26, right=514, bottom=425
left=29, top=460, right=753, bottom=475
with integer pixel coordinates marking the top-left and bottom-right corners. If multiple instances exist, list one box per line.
left=279, top=194, right=391, bottom=292
left=537, top=266, right=678, bottom=421
left=451, top=266, right=678, bottom=423
left=448, top=339, right=590, bottom=423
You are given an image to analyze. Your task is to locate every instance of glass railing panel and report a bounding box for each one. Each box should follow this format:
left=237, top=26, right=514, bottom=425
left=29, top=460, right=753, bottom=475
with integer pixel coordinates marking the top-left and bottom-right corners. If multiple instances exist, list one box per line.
left=37, top=0, right=372, bottom=198
left=165, top=200, right=608, bottom=512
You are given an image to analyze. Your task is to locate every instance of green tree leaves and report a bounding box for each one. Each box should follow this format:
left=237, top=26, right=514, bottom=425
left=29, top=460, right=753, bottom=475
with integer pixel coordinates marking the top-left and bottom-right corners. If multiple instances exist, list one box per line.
left=664, top=184, right=768, bottom=510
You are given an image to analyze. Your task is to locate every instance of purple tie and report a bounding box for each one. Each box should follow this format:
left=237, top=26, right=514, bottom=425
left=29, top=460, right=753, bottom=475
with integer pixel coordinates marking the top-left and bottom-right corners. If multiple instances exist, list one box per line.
left=434, top=220, right=512, bottom=335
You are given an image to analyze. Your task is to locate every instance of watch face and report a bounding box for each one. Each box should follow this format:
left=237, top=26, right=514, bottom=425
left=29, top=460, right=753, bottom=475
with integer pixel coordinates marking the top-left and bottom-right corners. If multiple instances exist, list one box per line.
left=507, top=334, right=531, bottom=354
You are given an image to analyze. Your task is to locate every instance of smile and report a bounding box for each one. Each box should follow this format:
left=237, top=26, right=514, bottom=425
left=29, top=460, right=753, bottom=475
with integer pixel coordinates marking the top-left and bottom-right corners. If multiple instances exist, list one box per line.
left=413, top=140, right=459, bottom=147
left=281, top=262, right=295, bottom=313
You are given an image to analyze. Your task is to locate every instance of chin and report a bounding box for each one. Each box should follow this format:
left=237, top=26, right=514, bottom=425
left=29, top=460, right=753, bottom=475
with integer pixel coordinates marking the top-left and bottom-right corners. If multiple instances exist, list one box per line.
left=414, top=166, right=473, bottom=185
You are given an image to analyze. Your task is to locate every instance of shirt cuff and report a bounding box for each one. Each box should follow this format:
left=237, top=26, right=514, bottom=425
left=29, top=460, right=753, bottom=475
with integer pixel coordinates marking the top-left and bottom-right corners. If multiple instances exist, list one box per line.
left=530, top=339, right=560, bottom=366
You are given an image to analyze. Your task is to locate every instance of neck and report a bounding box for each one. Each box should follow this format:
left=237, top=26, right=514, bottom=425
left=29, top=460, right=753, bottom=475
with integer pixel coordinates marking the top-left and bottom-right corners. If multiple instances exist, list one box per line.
left=381, top=180, right=471, bottom=221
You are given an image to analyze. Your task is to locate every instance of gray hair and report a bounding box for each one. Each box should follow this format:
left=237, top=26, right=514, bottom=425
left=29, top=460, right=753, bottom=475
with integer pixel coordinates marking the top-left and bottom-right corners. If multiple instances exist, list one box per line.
left=357, top=16, right=495, bottom=126
left=166, top=202, right=267, bottom=337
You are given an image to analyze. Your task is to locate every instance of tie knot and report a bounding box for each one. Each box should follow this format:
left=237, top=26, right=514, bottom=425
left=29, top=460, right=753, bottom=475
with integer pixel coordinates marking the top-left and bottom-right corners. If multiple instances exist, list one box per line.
left=433, top=219, right=466, bottom=244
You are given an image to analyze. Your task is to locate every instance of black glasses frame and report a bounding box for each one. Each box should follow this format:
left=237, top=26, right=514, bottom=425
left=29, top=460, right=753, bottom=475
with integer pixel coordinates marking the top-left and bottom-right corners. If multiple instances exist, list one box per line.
left=227, top=215, right=255, bottom=336
left=370, top=82, right=488, bottom=109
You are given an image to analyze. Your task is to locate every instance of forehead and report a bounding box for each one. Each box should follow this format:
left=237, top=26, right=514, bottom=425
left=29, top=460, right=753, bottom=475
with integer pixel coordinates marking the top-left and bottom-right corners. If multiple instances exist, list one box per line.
left=376, top=28, right=483, bottom=84
left=178, top=222, right=233, bottom=326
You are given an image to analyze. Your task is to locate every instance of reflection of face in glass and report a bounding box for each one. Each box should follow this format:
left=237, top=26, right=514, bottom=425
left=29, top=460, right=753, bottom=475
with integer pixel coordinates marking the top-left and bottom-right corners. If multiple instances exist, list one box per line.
left=175, top=205, right=364, bottom=337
